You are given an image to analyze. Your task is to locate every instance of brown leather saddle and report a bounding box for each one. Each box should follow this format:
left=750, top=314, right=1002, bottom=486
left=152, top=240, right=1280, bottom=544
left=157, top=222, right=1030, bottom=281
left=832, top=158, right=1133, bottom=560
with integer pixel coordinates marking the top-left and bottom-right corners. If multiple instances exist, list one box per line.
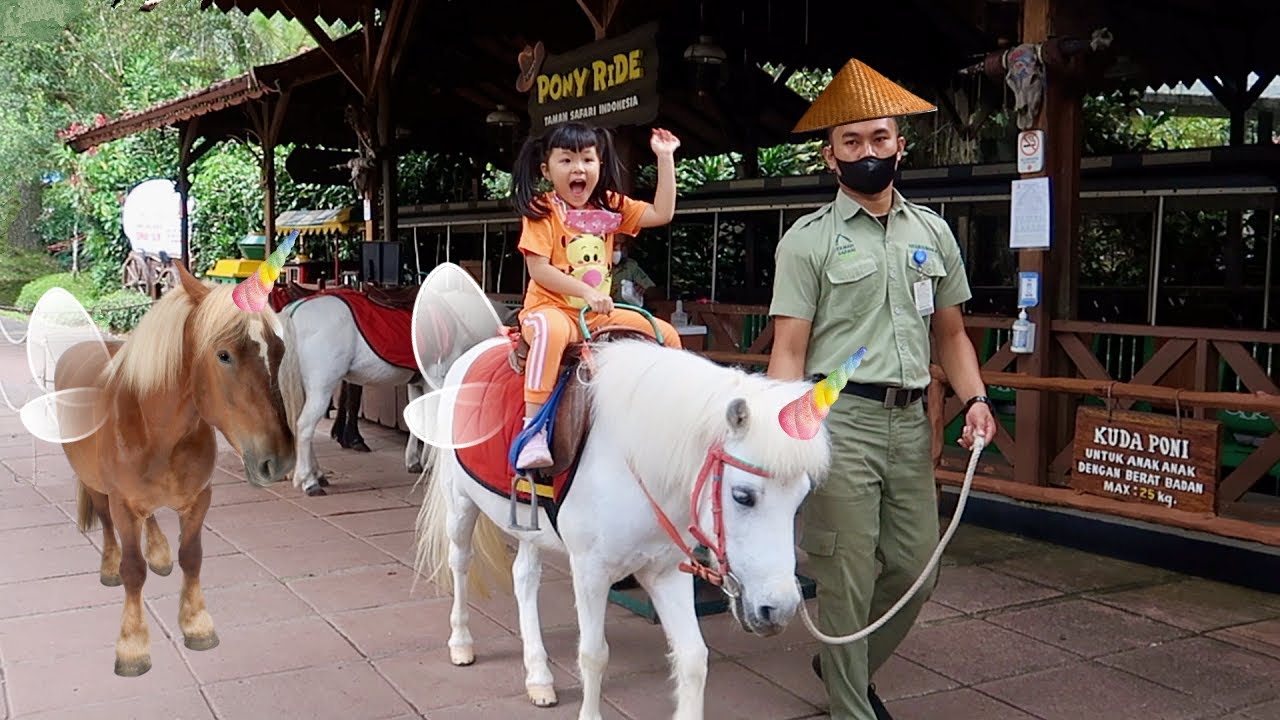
left=510, top=326, right=654, bottom=478
left=364, top=284, right=419, bottom=311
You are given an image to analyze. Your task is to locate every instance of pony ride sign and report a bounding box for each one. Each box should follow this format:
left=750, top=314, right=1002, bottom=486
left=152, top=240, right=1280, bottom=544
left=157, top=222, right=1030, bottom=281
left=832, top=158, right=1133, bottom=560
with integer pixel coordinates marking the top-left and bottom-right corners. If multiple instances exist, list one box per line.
left=1070, top=407, right=1221, bottom=514
left=525, top=22, right=659, bottom=132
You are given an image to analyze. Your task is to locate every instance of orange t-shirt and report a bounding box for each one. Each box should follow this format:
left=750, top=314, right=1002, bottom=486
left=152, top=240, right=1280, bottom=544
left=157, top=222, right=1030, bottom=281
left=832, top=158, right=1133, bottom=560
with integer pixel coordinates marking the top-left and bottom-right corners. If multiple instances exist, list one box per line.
left=518, top=191, right=651, bottom=312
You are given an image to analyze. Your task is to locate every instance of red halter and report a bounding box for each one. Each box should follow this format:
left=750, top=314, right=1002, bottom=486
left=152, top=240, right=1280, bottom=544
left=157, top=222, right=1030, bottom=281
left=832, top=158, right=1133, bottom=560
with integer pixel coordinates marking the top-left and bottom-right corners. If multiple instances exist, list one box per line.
left=628, top=441, right=773, bottom=596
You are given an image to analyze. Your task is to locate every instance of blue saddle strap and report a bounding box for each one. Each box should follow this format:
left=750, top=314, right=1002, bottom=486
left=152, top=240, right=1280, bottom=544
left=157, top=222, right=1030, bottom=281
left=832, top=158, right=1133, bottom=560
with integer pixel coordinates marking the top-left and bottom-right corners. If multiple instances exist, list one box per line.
left=509, top=366, right=574, bottom=471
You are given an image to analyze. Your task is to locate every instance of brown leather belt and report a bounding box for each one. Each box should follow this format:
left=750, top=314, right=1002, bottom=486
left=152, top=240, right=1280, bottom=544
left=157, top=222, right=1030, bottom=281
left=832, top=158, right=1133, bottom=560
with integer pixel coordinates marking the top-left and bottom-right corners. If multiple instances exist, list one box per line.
left=811, top=375, right=924, bottom=408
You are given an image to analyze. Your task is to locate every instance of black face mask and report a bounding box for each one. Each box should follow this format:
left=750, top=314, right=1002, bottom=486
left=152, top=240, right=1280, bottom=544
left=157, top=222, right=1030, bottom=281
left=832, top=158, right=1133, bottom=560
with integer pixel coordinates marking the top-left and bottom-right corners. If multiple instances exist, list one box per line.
left=835, top=153, right=898, bottom=194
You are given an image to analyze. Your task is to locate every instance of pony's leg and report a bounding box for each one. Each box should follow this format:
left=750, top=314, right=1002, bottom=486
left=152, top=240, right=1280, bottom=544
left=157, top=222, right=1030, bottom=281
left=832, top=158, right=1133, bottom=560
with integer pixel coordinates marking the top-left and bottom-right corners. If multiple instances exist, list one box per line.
left=143, top=513, right=173, bottom=577
left=513, top=541, right=557, bottom=707
left=177, top=486, right=218, bottom=651
left=294, top=377, right=340, bottom=496
left=568, top=561, right=612, bottom=720
left=405, top=381, right=426, bottom=474
left=636, top=566, right=708, bottom=720
left=338, top=383, right=370, bottom=453
left=89, top=488, right=122, bottom=587
left=108, top=495, right=151, bottom=676
left=446, top=488, right=481, bottom=666
left=330, top=381, right=347, bottom=441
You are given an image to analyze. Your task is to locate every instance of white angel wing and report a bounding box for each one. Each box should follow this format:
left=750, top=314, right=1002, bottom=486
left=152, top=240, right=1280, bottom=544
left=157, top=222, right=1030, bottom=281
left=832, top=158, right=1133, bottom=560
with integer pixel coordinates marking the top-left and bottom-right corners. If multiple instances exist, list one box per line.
left=406, top=263, right=508, bottom=449
left=412, top=262, right=504, bottom=391
left=8, top=288, right=113, bottom=443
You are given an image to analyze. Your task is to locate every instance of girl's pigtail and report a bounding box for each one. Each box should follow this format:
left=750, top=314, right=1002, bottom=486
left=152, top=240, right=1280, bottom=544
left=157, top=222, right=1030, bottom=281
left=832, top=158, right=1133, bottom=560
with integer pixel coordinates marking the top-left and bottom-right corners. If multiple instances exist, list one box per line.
left=593, top=126, right=625, bottom=212
left=511, top=134, right=549, bottom=219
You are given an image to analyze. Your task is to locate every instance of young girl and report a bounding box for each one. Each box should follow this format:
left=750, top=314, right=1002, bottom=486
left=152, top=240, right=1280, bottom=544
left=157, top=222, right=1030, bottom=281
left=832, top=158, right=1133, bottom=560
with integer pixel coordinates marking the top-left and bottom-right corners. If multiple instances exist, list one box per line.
left=512, top=121, right=683, bottom=470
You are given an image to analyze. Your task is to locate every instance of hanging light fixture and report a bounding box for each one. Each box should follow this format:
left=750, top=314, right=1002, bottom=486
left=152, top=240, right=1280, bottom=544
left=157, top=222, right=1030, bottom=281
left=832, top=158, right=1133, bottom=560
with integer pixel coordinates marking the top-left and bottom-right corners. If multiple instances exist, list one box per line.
left=486, top=105, right=519, bottom=127
left=684, top=35, right=726, bottom=65
left=684, top=0, right=725, bottom=65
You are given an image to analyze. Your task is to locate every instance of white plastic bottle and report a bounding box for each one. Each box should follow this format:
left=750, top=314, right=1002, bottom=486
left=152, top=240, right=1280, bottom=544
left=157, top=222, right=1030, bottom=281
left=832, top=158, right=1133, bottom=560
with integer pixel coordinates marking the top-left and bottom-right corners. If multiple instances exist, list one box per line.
left=671, top=299, right=689, bottom=328
left=1010, top=308, right=1035, bottom=354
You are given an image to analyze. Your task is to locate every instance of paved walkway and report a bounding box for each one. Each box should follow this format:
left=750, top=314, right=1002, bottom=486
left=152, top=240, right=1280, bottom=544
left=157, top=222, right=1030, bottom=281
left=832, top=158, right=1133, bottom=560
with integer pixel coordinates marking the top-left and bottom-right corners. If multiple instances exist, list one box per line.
left=1, top=329, right=1279, bottom=719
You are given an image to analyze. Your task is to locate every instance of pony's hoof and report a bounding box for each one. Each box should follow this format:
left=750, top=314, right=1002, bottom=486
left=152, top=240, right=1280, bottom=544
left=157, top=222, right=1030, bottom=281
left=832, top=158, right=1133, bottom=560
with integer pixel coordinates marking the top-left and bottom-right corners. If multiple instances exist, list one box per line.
left=100, top=573, right=122, bottom=587
left=351, top=440, right=371, bottom=453
left=450, top=645, right=475, bottom=666
left=148, top=561, right=173, bottom=577
left=184, top=631, right=220, bottom=651
left=114, top=654, right=152, bottom=677
left=528, top=684, right=558, bottom=707
left=305, top=484, right=327, bottom=497
left=318, top=476, right=330, bottom=487
left=407, top=462, right=423, bottom=474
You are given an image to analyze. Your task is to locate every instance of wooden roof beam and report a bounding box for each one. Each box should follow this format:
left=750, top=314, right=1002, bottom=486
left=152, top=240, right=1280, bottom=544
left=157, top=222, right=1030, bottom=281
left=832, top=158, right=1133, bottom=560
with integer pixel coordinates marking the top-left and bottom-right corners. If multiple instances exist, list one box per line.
left=281, top=0, right=366, bottom=99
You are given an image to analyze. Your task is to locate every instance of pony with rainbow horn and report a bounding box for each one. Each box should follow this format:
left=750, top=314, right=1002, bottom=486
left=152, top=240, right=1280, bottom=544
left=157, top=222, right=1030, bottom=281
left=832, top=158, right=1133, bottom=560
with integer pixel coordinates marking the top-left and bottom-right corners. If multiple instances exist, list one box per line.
left=46, top=261, right=295, bottom=676
left=408, top=263, right=837, bottom=720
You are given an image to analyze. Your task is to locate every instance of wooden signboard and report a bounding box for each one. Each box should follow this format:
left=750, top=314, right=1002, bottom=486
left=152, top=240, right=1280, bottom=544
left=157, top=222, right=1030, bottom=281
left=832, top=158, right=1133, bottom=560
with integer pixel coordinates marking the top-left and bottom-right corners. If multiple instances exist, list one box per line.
left=526, top=22, right=660, bottom=133
left=1070, top=407, right=1222, bottom=514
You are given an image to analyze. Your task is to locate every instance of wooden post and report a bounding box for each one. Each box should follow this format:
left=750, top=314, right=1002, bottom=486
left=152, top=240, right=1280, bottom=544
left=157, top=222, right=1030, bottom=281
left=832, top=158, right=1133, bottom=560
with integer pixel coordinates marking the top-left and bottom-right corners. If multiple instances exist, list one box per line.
left=1012, top=0, right=1083, bottom=486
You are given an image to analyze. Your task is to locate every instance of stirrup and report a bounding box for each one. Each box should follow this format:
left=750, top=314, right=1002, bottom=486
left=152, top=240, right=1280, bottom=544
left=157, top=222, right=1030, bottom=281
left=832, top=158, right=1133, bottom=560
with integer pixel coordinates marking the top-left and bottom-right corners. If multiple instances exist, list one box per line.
left=508, top=471, right=542, bottom=531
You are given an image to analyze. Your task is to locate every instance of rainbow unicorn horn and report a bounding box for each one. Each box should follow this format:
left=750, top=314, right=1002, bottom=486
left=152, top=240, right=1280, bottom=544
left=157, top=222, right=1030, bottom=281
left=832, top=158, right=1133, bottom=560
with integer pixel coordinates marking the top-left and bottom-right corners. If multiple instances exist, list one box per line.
left=232, top=230, right=299, bottom=312
left=778, top=346, right=868, bottom=439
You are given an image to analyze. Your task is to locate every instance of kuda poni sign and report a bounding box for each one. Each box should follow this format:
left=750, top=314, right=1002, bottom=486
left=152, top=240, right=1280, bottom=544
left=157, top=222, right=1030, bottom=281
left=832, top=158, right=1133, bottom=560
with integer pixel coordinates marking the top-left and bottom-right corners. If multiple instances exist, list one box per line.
left=1070, top=407, right=1222, bottom=514
left=526, top=22, right=659, bottom=133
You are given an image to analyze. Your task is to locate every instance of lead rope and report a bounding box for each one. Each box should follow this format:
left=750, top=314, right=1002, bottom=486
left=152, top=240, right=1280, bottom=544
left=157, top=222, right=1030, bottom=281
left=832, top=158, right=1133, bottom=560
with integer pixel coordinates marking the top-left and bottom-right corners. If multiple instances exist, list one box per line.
left=798, top=432, right=986, bottom=645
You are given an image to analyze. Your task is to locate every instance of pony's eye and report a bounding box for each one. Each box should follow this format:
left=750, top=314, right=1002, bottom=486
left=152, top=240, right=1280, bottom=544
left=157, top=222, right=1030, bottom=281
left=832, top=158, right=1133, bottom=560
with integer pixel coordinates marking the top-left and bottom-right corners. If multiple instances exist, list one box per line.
left=217, top=350, right=232, bottom=364
left=731, top=487, right=756, bottom=507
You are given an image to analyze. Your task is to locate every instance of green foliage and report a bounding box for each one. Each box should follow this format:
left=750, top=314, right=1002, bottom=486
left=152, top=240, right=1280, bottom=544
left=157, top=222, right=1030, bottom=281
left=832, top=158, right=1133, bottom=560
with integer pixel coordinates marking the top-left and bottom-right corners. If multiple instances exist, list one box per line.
left=0, top=247, right=61, bottom=306
left=14, top=271, right=98, bottom=312
left=89, top=288, right=152, bottom=334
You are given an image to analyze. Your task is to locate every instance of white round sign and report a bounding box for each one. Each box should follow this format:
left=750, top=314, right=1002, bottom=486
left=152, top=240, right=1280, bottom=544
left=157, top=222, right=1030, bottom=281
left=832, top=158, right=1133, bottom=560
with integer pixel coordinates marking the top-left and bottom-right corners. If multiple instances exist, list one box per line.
left=121, top=178, right=184, bottom=257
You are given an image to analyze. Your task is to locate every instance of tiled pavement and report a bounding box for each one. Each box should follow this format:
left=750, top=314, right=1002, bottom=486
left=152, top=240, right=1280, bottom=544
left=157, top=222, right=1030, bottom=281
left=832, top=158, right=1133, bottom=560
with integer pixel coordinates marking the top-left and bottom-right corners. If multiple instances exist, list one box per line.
left=2, top=336, right=1280, bottom=718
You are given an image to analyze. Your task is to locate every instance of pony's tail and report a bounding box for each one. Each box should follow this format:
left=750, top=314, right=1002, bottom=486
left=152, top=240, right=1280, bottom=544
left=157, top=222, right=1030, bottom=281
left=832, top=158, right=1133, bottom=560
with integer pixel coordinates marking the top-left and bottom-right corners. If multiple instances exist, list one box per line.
left=412, top=450, right=512, bottom=600
left=278, top=313, right=305, bottom=450
left=75, top=478, right=97, bottom=533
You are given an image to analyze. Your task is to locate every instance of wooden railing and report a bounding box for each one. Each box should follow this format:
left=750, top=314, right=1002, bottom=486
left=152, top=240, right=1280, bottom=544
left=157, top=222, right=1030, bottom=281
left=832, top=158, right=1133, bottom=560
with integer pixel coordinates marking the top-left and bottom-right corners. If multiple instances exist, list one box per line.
left=928, top=365, right=1280, bottom=547
left=654, top=302, right=1280, bottom=547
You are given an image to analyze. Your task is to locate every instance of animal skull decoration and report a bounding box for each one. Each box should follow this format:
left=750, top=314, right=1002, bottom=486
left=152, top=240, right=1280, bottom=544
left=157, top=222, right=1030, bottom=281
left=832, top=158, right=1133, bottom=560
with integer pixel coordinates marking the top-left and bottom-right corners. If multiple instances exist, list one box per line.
left=1003, top=43, right=1045, bottom=130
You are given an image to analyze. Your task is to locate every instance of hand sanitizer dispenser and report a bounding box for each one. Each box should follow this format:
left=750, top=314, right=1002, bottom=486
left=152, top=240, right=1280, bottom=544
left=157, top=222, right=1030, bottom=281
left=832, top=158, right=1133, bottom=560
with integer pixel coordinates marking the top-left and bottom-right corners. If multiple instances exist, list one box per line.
left=1011, top=271, right=1039, bottom=354
left=671, top=300, right=689, bottom=328
left=1011, top=308, right=1035, bottom=354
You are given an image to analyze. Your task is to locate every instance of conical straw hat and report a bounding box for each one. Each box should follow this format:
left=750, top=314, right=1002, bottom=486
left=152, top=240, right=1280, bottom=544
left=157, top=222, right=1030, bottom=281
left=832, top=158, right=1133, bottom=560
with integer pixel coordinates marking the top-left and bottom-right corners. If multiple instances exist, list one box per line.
left=792, top=58, right=936, bottom=134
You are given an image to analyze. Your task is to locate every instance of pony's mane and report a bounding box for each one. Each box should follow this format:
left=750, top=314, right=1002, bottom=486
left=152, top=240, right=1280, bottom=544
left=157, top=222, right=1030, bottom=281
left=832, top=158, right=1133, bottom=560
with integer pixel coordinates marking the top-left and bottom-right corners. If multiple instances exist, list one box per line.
left=103, top=281, right=271, bottom=396
left=588, top=340, right=832, bottom=500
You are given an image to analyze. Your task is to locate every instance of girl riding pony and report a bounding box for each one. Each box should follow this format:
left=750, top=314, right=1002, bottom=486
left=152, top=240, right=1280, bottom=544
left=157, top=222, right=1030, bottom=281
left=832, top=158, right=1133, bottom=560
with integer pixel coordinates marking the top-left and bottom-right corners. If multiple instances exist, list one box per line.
left=512, top=122, right=683, bottom=470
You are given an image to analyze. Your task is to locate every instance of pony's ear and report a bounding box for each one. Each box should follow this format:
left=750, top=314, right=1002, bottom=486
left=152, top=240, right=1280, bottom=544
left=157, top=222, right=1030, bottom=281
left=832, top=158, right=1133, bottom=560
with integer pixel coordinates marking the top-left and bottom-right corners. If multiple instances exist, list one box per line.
left=173, top=261, right=210, bottom=302
left=726, top=398, right=750, bottom=434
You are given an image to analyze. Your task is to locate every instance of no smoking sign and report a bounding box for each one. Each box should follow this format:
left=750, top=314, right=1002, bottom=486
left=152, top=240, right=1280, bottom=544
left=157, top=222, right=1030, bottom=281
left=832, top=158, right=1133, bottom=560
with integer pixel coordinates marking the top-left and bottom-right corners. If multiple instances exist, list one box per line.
left=1018, top=130, right=1045, bottom=173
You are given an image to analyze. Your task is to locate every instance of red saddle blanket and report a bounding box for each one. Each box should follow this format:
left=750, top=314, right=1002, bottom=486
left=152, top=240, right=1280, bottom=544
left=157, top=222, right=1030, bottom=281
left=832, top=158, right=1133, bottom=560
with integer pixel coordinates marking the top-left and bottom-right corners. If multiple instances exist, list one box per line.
left=296, top=289, right=416, bottom=370
left=454, top=343, right=578, bottom=510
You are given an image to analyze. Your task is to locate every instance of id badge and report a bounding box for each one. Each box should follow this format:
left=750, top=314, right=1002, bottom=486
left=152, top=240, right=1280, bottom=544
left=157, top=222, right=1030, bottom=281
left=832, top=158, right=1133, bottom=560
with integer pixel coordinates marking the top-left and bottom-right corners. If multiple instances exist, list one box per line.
left=914, top=278, right=935, bottom=315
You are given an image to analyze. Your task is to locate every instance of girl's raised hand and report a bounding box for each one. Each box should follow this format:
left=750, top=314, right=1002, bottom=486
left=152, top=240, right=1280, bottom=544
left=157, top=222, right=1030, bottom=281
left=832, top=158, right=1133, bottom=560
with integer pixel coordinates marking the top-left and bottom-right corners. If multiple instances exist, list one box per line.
left=650, top=127, right=681, bottom=156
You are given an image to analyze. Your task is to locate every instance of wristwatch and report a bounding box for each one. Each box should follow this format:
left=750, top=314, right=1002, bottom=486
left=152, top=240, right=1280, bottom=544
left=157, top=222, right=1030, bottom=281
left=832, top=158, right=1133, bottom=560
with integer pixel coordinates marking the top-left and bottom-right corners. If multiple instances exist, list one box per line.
left=962, top=395, right=992, bottom=413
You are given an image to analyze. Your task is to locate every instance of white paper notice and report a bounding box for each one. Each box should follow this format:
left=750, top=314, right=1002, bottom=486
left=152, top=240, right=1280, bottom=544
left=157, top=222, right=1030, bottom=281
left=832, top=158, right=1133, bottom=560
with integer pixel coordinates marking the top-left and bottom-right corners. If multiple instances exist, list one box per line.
left=1009, top=176, right=1051, bottom=249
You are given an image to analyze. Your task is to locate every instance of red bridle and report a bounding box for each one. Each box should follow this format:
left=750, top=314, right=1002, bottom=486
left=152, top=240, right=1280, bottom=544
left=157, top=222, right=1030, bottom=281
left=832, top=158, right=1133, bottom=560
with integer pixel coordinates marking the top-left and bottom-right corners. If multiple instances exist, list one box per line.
left=628, top=441, right=773, bottom=596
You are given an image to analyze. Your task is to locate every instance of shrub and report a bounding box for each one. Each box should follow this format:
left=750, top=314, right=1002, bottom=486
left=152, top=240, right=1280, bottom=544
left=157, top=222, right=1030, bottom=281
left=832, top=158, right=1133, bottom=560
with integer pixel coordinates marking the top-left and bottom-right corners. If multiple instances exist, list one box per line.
left=0, top=248, right=62, bottom=307
left=90, top=288, right=152, bottom=334
left=14, top=271, right=99, bottom=312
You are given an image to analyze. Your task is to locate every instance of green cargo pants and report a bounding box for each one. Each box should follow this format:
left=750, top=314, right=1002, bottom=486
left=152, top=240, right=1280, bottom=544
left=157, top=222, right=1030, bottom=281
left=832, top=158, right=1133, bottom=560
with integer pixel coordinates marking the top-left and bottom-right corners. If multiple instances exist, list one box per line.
left=798, top=392, right=939, bottom=720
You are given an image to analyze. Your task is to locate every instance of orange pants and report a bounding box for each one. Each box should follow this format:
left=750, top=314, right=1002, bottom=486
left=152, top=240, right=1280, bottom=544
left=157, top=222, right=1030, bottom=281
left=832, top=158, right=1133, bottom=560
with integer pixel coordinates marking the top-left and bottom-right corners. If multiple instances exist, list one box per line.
left=519, top=306, right=682, bottom=403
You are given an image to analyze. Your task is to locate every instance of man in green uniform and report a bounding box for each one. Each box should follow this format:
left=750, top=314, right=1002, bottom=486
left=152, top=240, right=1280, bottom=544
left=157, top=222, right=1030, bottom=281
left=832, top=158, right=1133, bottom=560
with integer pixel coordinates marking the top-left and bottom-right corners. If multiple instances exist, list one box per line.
left=767, top=59, right=996, bottom=720
left=609, top=238, right=658, bottom=307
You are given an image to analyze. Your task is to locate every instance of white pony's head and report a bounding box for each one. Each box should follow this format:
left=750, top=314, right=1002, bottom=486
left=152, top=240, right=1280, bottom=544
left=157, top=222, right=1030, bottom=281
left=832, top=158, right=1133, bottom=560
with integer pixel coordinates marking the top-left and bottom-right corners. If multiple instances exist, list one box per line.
left=590, top=340, right=832, bottom=636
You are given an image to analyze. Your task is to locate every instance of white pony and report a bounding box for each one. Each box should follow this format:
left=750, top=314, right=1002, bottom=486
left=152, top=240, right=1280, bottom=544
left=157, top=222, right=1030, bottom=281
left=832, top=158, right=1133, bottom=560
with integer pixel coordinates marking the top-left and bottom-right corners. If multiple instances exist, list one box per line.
left=413, top=333, right=832, bottom=720
left=277, top=293, right=430, bottom=496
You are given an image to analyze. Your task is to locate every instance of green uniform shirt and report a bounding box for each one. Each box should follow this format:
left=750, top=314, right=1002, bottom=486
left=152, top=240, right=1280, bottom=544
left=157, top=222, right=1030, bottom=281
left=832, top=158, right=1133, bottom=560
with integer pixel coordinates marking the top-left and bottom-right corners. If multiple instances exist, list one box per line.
left=609, top=257, right=655, bottom=301
left=769, top=188, right=972, bottom=388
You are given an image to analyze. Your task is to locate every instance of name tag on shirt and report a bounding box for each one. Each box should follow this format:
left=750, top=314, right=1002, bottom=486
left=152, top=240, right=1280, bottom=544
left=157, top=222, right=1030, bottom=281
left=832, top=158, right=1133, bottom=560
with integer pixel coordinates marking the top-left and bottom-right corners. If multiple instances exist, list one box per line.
left=914, top=278, right=935, bottom=315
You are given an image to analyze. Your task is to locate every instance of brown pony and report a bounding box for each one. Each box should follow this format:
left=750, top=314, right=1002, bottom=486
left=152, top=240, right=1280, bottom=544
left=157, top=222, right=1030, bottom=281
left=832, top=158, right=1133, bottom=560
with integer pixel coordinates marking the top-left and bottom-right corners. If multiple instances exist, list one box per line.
left=54, top=262, right=294, bottom=676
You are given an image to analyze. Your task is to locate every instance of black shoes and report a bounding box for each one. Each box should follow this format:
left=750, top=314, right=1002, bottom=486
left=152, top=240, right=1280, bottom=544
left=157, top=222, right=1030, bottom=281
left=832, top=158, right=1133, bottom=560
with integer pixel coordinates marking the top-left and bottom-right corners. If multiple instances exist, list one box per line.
left=810, top=654, right=894, bottom=720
